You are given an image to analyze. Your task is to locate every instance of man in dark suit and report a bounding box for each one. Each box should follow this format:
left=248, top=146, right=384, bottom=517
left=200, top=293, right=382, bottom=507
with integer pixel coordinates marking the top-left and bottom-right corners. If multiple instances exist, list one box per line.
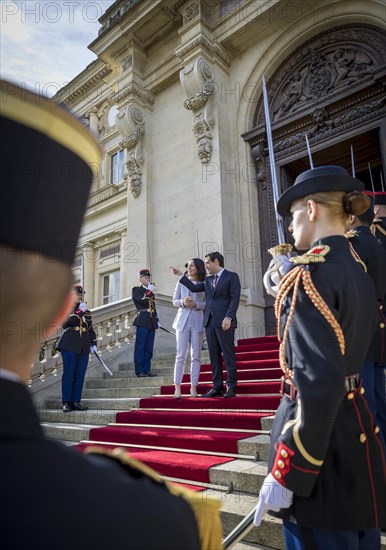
left=179, top=251, right=241, bottom=397
left=0, top=80, right=220, bottom=550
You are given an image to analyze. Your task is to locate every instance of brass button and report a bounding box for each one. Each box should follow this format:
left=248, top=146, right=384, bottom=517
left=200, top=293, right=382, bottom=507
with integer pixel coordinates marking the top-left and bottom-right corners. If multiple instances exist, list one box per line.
left=277, top=460, right=285, bottom=469
left=359, top=433, right=367, bottom=443
left=347, top=392, right=354, bottom=400
left=375, top=426, right=380, bottom=434
left=280, top=449, right=288, bottom=458
left=274, top=470, right=282, bottom=479
left=380, top=323, right=385, bottom=329
left=360, top=387, right=365, bottom=395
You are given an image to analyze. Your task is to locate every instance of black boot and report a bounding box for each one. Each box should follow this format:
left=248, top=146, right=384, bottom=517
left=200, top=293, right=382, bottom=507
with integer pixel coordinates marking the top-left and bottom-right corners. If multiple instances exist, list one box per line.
left=62, top=402, right=72, bottom=412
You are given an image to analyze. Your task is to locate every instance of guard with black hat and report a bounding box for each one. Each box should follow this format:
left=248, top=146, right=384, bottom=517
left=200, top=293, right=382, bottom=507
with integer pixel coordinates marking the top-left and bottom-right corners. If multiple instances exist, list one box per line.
left=0, top=80, right=221, bottom=550
left=372, top=191, right=386, bottom=249
left=132, top=268, right=159, bottom=376
left=254, top=166, right=385, bottom=548
left=347, top=191, right=386, bottom=454
left=55, top=283, right=97, bottom=412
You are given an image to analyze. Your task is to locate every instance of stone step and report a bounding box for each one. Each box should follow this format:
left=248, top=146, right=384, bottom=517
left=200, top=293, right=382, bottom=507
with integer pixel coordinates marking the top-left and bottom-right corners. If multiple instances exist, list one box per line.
left=238, top=435, right=271, bottom=461
left=45, top=397, right=140, bottom=410
left=210, top=489, right=284, bottom=549
left=118, top=364, right=176, bottom=375
left=39, top=409, right=119, bottom=425
left=82, top=386, right=158, bottom=398
left=210, top=459, right=266, bottom=495
left=85, top=375, right=174, bottom=389
left=41, top=422, right=93, bottom=442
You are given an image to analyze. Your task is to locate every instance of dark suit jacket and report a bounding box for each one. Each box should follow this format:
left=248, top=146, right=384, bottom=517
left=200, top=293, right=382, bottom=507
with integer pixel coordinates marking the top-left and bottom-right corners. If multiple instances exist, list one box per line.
left=180, top=269, right=241, bottom=328
left=1, top=378, right=200, bottom=550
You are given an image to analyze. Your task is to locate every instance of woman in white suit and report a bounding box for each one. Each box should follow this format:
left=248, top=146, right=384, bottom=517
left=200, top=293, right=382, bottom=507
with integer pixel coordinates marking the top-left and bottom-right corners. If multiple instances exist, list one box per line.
left=172, top=258, right=206, bottom=398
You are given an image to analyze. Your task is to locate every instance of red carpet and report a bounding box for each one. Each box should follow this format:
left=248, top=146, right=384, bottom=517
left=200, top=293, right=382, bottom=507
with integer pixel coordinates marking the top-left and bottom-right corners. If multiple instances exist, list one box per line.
left=77, top=335, right=281, bottom=485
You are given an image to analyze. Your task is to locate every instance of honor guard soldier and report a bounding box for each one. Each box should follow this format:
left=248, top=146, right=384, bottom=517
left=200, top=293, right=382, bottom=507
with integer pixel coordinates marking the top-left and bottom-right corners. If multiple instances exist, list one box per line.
left=347, top=192, right=386, bottom=454
left=254, top=166, right=386, bottom=549
left=372, top=191, right=386, bottom=249
left=132, top=268, right=159, bottom=377
left=0, top=80, right=222, bottom=550
left=56, top=283, right=97, bottom=412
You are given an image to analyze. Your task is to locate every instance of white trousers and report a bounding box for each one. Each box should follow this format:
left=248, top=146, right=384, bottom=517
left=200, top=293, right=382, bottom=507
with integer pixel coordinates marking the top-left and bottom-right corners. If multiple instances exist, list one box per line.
left=174, top=318, right=203, bottom=386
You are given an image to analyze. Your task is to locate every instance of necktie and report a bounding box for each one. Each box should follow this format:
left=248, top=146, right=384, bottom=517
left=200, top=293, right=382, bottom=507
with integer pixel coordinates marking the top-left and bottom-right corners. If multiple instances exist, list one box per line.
left=212, top=274, right=218, bottom=289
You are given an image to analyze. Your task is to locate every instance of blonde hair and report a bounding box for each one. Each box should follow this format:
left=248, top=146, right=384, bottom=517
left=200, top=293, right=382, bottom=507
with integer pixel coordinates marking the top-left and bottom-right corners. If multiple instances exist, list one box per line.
left=300, top=191, right=370, bottom=224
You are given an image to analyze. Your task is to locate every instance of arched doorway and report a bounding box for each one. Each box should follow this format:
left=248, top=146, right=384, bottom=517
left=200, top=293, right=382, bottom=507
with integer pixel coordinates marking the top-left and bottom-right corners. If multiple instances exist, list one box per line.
left=242, top=23, right=386, bottom=329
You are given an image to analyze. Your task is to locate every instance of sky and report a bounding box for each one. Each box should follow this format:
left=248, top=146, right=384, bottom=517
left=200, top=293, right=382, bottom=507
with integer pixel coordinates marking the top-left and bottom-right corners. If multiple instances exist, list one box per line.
left=1, top=0, right=117, bottom=96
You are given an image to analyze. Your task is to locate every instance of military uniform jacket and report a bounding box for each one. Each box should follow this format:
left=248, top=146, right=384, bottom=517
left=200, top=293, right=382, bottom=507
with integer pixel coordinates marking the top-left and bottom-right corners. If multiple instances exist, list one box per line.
left=132, top=285, right=159, bottom=329
left=349, top=226, right=386, bottom=362
left=0, top=378, right=201, bottom=550
left=268, top=236, right=386, bottom=530
left=56, top=303, right=96, bottom=354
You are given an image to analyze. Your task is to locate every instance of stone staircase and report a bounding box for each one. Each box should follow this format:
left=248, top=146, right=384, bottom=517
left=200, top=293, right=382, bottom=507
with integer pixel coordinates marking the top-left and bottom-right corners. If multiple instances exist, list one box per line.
left=39, top=352, right=386, bottom=550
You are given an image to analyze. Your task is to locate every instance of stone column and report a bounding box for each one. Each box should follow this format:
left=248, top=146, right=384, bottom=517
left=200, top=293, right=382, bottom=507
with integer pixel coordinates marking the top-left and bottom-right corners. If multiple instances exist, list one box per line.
left=82, top=242, right=96, bottom=308
left=119, top=228, right=129, bottom=300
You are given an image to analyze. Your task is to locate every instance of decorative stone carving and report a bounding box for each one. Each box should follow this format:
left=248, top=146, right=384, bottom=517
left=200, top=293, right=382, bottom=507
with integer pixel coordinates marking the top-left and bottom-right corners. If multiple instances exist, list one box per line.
left=180, top=57, right=215, bottom=164
left=115, top=105, right=145, bottom=198
left=259, top=26, right=384, bottom=123
left=183, top=0, right=199, bottom=24
left=252, top=143, right=268, bottom=189
left=121, top=55, right=133, bottom=71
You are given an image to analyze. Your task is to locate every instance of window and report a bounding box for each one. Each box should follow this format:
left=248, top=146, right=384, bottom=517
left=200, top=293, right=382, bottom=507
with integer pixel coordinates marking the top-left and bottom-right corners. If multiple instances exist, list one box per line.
left=110, top=150, right=124, bottom=185
left=102, top=271, right=120, bottom=305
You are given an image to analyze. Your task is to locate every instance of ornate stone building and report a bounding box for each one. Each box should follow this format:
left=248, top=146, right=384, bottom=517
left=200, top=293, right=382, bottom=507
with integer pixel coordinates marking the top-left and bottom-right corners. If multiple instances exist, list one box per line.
left=56, top=0, right=386, bottom=338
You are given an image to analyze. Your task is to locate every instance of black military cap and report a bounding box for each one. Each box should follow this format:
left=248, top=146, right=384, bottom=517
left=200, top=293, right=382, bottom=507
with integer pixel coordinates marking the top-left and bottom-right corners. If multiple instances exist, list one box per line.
left=374, top=192, right=386, bottom=206
left=277, top=166, right=365, bottom=217
left=0, top=80, right=100, bottom=264
left=138, top=268, right=151, bottom=278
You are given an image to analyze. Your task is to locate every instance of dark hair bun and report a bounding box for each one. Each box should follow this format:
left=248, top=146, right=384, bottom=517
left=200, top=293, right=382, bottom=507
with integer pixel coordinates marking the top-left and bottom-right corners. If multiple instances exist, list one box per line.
left=343, top=191, right=371, bottom=216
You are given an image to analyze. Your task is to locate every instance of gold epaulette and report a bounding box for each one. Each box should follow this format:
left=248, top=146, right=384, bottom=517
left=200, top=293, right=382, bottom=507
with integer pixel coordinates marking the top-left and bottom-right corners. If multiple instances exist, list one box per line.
left=370, top=220, right=386, bottom=237
left=344, top=229, right=357, bottom=239
left=84, top=446, right=223, bottom=550
left=290, top=244, right=330, bottom=265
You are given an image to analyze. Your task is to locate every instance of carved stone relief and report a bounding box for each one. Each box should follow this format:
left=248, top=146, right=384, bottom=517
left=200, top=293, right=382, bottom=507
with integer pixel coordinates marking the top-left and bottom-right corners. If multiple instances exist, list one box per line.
left=255, top=25, right=385, bottom=125
left=115, top=105, right=145, bottom=198
left=180, top=57, right=215, bottom=164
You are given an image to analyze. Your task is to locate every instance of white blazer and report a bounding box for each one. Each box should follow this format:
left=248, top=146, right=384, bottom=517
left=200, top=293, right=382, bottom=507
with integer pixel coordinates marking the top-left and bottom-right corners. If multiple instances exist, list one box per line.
left=172, top=281, right=205, bottom=333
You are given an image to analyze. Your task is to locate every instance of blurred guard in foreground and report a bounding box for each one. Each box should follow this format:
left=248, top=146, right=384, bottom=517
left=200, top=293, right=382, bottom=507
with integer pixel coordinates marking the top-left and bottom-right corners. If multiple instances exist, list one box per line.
left=255, top=167, right=385, bottom=549
left=0, top=80, right=221, bottom=550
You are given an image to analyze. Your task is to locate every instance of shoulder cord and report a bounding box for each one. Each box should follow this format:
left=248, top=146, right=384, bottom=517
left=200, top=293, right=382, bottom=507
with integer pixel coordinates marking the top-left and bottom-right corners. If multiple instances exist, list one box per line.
left=275, top=266, right=345, bottom=379
left=370, top=222, right=386, bottom=237
left=348, top=242, right=367, bottom=272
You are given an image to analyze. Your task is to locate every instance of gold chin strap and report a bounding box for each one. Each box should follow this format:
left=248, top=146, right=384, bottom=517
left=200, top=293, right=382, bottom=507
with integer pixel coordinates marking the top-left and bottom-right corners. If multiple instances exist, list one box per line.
left=275, top=265, right=345, bottom=379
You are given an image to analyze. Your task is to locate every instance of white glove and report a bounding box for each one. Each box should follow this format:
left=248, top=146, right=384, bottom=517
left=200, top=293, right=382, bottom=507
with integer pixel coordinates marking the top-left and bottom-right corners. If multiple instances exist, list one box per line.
left=78, top=301, right=88, bottom=312
left=90, top=345, right=97, bottom=353
left=147, top=283, right=156, bottom=293
left=253, top=473, right=293, bottom=527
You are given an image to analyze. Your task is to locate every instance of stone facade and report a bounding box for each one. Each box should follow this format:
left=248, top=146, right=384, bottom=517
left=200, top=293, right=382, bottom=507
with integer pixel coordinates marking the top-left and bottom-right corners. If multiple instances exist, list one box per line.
left=55, top=0, right=385, bottom=339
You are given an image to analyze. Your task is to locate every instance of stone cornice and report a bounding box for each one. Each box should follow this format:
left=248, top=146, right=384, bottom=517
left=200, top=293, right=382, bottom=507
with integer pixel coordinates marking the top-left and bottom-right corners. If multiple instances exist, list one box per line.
left=112, top=82, right=156, bottom=107
left=56, top=65, right=112, bottom=106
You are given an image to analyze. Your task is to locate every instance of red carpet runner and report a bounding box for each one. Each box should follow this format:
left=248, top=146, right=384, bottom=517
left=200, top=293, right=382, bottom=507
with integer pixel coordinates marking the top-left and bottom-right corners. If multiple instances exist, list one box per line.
left=76, top=336, right=281, bottom=487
